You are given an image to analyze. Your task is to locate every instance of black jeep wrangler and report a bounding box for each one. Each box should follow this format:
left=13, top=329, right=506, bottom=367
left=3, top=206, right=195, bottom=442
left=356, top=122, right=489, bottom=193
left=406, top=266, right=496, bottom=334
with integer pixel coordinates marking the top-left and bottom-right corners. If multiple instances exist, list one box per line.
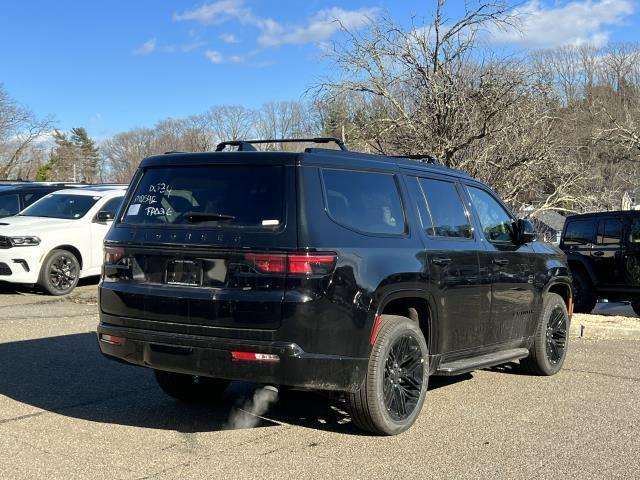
left=98, top=138, right=572, bottom=435
left=560, top=210, right=640, bottom=315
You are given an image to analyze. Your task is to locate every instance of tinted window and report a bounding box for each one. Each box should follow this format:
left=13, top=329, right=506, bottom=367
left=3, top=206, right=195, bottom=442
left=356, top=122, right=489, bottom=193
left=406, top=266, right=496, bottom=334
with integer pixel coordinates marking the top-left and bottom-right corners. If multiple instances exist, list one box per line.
left=23, top=191, right=48, bottom=208
left=322, top=169, right=405, bottom=235
left=418, top=178, right=471, bottom=238
left=630, top=217, right=640, bottom=244
left=597, top=218, right=623, bottom=246
left=20, top=194, right=99, bottom=219
left=122, top=166, right=284, bottom=227
left=467, top=186, right=513, bottom=242
left=563, top=219, right=595, bottom=246
left=101, top=196, right=124, bottom=216
left=0, top=194, right=20, bottom=217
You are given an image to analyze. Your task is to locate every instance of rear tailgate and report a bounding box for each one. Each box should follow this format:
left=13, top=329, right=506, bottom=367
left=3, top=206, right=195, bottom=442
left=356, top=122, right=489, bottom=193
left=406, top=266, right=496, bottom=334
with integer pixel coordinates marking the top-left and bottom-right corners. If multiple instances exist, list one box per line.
left=100, top=157, right=298, bottom=331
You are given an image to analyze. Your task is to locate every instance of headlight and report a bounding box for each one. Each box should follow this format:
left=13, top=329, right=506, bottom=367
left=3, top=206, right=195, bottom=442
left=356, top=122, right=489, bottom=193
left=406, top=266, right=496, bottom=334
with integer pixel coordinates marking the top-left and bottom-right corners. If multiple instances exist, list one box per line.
left=10, top=236, right=41, bottom=247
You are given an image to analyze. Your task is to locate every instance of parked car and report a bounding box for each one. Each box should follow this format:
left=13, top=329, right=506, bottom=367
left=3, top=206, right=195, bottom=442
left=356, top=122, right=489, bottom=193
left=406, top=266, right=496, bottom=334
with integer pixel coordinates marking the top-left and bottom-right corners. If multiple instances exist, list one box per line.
left=97, top=138, right=572, bottom=435
left=560, top=210, right=640, bottom=315
left=0, top=182, right=85, bottom=218
left=0, top=186, right=126, bottom=295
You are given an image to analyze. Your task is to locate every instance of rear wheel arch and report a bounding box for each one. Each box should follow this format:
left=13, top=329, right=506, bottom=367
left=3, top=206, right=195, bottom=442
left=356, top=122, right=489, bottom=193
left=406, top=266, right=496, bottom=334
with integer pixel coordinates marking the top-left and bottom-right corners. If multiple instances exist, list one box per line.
left=376, top=291, right=436, bottom=354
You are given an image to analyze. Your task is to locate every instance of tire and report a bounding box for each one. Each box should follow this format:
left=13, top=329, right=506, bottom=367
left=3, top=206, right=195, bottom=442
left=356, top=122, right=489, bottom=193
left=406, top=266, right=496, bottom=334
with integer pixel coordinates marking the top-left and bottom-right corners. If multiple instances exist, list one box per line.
left=631, top=300, right=640, bottom=317
left=519, top=293, right=570, bottom=376
left=571, top=268, right=596, bottom=313
left=154, top=369, right=229, bottom=402
left=38, top=249, right=80, bottom=296
left=347, top=314, right=428, bottom=436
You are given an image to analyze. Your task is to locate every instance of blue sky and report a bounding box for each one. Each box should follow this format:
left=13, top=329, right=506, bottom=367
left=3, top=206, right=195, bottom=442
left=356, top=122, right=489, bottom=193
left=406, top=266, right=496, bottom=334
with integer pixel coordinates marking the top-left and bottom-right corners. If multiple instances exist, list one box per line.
left=1, top=0, right=638, bottom=139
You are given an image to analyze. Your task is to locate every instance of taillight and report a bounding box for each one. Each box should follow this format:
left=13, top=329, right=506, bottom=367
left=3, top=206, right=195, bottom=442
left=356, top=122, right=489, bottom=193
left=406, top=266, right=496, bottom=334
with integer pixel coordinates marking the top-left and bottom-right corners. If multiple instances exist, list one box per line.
left=288, top=253, right=336, bottom=275
left=244, top=252, right=336, bottom=275
left=104, top=246, right=125, bottom=264
left=244, top=253, right=287, bottom=273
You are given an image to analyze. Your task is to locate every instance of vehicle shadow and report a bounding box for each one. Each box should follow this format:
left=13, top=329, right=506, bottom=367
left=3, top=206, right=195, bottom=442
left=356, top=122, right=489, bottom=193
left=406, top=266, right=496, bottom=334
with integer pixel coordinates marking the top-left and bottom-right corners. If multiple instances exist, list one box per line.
left=0, top=332, right=470, bottom=436
left=0, top=276, right=99, bottom=295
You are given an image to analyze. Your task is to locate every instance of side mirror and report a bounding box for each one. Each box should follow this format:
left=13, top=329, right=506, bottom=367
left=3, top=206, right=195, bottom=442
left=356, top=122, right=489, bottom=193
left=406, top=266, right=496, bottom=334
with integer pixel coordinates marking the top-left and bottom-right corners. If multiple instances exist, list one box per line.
left=515, top=218, right=537, bottom=244
left=96, top=211, right=115, bottom=223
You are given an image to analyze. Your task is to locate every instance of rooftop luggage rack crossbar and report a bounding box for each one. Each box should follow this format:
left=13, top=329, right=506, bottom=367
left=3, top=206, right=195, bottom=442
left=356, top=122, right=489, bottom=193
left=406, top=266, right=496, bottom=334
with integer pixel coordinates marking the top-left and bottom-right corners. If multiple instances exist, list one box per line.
left=215, top=137, right=348, bottom=152
left=392, top=154, right=441, bottom=165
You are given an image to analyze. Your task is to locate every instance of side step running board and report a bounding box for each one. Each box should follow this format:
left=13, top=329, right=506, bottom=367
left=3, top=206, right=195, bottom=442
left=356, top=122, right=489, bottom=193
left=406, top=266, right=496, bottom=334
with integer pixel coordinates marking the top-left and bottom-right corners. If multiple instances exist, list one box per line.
left=436, top=348, right=530, bottom=376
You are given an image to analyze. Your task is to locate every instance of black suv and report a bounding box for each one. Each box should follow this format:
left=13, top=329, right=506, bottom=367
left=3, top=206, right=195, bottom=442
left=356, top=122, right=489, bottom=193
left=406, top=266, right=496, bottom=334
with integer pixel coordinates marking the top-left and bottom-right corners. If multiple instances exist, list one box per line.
left=560, top=210, right=640, bottom=315
left=98, top=138, right=573, bottom=435
left=0, top=182, right=80, bottom=218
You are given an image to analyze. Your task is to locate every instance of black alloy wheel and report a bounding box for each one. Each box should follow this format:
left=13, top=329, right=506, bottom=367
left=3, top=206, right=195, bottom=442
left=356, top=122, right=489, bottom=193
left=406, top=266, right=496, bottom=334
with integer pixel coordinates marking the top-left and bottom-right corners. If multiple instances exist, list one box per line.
left=347, top=314, right=428, bottom=435
left=383, top=334, right=425, bottom=421
left=38, top=249, right=80, bottom=296
left=545, top=305, right=568, bottom=365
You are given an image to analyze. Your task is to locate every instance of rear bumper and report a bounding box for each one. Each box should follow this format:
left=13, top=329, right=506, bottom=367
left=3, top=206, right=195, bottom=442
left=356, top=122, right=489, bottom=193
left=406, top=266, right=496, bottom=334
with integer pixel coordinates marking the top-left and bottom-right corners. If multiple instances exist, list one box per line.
left=97, top=320, right=368, bottom=392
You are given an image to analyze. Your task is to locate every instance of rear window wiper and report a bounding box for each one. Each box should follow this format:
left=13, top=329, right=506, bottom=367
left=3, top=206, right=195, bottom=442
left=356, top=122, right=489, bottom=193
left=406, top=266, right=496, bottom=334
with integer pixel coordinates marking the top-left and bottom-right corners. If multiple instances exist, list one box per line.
left=184, top=212, right=236, bottom=223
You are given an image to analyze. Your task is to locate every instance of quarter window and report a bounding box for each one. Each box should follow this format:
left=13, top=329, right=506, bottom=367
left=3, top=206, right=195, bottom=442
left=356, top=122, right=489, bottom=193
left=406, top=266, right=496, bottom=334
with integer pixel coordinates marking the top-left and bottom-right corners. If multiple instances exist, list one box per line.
left=467, top=186, right=514, bottom=243
left=322, top=169, right=405, bottom=235
left=418, top=178, right=472, bottom=238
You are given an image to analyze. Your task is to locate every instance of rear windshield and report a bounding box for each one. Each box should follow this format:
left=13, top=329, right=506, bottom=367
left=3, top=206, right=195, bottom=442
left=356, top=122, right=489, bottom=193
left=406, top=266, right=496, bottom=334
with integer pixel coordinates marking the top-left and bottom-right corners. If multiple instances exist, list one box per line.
left=122, top=165, right=285, bottom=227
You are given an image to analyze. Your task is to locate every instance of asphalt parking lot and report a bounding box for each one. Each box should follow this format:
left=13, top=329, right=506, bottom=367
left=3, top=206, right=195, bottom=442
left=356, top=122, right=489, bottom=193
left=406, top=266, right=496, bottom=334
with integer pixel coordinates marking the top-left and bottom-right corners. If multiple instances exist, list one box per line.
left=0, top=282, right=638, bottom=479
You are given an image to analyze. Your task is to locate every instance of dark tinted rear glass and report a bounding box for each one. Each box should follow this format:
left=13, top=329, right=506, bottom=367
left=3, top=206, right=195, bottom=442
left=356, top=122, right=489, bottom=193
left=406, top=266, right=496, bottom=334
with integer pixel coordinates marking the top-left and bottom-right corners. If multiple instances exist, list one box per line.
left=563, top=219, right=595, bottom=245
left=0, top=194, right=20, bottom=217
left=122, top=166, right=284, bottom=227
left=321, top=169, right=405, bottom=235
left=419, top=178, right=472, bottom=238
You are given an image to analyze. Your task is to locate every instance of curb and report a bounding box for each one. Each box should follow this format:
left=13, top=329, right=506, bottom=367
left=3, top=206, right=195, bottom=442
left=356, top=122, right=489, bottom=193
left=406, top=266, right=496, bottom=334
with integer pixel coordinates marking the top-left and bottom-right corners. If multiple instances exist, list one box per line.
left=569, top=321, right=640, bottom=340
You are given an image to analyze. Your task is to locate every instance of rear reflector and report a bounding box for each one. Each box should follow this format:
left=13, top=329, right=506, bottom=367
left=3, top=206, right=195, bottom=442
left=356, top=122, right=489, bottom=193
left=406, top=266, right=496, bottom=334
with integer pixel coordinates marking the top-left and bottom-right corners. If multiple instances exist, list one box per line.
left=100, top=334, right=124, bottom=345
left=568, top=296, right=574, bottom=317
left=231, top=351, right=280, bottom=362
left=244, top=252, right=336, bottom=275
left=370, top=314, right=383, bottom=345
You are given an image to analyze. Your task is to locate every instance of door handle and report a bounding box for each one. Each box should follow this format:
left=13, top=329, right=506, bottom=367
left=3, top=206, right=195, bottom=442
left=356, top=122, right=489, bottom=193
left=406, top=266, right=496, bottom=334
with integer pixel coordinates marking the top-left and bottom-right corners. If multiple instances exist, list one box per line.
left=493, top=258, right=510, bottom=266
left=432, top=257, right=452, bottom=266
left=592, top=250, right=605, bottom=257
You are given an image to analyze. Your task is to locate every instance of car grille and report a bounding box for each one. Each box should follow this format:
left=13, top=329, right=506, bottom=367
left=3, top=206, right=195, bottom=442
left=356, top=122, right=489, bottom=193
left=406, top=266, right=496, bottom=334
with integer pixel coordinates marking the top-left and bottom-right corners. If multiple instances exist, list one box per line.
left=0, top=262, right=11, bottom=276
left=0, top=236, right=11, bottom=249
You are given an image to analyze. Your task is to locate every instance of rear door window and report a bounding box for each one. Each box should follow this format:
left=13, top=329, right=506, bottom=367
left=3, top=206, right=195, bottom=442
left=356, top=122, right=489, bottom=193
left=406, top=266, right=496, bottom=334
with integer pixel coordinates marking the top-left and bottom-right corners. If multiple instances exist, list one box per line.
left=563, top=219, right=596, bottom=246
left=418, top=178, right=472, bottom=238
left=596, top=218, right=623, bottom=246
left=321, top=169, right=405, bottom=235
left=122, top=166, right=285, bottom=227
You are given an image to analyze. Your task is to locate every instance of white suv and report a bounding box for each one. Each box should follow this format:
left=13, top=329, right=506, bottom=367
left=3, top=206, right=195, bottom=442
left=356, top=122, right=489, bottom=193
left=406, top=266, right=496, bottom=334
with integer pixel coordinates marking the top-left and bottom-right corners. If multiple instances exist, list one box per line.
left=0, top=186, right=126, bottom=295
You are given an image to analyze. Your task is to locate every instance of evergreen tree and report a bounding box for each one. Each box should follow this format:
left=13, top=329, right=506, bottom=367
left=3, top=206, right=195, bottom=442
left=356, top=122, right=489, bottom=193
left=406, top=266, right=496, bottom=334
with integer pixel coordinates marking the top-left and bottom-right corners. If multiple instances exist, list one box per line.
left=70, top=127, right=99, bottom=183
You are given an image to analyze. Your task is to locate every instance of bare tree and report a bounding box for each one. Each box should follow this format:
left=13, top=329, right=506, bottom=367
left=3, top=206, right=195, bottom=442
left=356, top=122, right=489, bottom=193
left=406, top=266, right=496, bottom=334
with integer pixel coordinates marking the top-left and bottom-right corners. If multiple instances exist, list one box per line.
left=0, top=84, right=53, bottom=178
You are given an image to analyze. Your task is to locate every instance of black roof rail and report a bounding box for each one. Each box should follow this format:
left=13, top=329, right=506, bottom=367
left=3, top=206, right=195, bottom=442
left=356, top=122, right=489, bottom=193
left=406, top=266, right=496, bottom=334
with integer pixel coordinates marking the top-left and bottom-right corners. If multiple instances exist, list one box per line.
left=215, top=137, right=348, bottom=152
left=392, top=153, right=441, bottom=165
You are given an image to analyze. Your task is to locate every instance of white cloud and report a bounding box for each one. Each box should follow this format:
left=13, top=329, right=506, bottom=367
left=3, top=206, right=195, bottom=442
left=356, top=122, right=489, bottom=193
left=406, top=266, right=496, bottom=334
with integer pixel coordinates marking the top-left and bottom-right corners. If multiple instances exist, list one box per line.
left=205, top=50, right=224, bottom=63
left=163, top=39, right=208, bottom=53
left=258, top=7, right=378, bottom=47
left=490, top=0, right=635, bottom=48
left=132, top=38, right=157, bottom=56
left=173, top=0, right=249, bottom=24
left=204, top=50, right=245, bottom=64
left=175, top=1, right=378, bottom=48
left=220, top=32, right=239, bottom=43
